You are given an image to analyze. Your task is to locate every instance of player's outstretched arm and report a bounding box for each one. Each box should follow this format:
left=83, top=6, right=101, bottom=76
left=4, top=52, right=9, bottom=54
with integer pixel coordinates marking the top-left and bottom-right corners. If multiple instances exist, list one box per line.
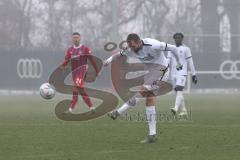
left=165, top=44, right=182, bottom=70
left=103, top=50, right=126, bottom=66
left=165, top=44, right=180, bottom=63
left=156, top=41, right=182, bottom=70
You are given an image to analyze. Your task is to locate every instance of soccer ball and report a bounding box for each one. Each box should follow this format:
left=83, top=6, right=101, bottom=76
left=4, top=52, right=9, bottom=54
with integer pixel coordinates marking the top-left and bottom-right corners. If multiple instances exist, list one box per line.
left=39, top=83, right=56, bottom=99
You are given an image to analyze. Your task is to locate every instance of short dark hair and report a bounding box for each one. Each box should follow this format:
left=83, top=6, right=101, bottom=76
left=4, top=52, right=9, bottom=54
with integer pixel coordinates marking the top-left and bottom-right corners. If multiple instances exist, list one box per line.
left=127, top=33, right=141, bottom=42
left=173, top=32, right=184, bottom=39
left=72, top=32, right=80, bottom=36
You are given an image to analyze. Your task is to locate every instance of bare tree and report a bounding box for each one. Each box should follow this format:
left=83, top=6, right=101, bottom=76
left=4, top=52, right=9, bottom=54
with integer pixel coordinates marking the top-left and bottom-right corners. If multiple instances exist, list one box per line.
left=0, top=0, right=204, bottom=51
left=0, top=0, right=33, bottom=48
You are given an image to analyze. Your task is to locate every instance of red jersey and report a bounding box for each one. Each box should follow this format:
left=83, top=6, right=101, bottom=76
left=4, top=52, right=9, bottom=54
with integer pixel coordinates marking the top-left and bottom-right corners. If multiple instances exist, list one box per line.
left=62, top=45, right=91, bottom=86
left=62, top=45, right=91, bottom=68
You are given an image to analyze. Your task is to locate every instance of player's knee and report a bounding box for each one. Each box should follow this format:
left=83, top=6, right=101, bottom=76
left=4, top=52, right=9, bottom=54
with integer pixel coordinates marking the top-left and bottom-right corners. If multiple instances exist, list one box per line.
left=146, top=96, right=156, bottom=106
left=73, top=86, right=79, bottom=93
left=128, top=95, right=141, bottom=107
left=175, top=86, right=184, bottom=91
left=73, top=91, right=78, bottom=96
left=72, top=94, right=78, bottom=100
left=82, top=95, right=89, bottom=99
left=139, top=89, right=148, bottom=97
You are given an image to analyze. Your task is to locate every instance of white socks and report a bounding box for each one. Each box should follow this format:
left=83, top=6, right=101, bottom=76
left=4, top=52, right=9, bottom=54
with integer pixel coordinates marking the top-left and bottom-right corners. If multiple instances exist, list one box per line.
left=146, top=106, right=156, bottom=135
left=68, top=107, right=73, bottom=113
left=117, top=103, right=131, bottom=114
left=117, top=95, right=157, bottom=135
left=179, top=97, right=186, bottom=112
left=174, top=91, right=183, bottom=111
left=174, top=91, right=187, bottom=112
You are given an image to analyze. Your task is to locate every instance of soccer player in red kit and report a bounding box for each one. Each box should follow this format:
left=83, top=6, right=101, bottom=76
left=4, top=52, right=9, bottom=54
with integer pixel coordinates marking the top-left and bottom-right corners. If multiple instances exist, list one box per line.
left=61, top=32, right=99, bottom=113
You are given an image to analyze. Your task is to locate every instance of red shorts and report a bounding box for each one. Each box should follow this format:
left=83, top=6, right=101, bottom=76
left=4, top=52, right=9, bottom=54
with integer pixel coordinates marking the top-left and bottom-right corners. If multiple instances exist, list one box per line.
left=72, top=65, right=87, bottom=87
left=73, top=77, right=84, bottom=87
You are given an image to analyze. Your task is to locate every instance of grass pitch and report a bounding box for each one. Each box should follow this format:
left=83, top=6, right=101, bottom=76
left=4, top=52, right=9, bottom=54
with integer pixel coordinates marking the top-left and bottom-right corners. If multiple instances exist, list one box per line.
left=0, top=94, right=240, bottom=160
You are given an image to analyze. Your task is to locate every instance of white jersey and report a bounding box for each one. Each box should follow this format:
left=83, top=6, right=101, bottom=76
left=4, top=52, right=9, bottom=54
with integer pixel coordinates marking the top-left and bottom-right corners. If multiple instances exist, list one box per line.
left=120, top=38, right=171, bottom=93
left=123, top=38, right=169, bottom=67
left=167, top=45, right=195, bottom=77
left=104, top=38, right=179, bottom=94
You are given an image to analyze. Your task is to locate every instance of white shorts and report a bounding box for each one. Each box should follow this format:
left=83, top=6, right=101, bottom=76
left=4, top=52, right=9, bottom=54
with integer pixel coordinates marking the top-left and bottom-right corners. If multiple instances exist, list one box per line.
left=171, top=75, right=186, bottom=87
left=143, top=67, right=171, bottom=95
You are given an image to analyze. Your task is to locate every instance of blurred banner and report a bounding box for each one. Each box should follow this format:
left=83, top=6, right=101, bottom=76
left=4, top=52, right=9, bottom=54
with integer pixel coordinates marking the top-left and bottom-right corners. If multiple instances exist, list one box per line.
left=0, top=49, right=110, bottom=91
left=0, top=49, right=62, bottom=90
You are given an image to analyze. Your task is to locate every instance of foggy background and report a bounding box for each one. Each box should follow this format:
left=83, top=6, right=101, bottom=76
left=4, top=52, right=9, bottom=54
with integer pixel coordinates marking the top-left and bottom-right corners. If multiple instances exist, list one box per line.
left=0, top=0, right=239, bottom=94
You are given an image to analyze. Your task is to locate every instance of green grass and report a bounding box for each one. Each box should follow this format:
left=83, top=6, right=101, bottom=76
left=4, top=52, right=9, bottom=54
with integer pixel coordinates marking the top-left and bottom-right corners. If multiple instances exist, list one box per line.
left=0, top=94, right=240, bottom=160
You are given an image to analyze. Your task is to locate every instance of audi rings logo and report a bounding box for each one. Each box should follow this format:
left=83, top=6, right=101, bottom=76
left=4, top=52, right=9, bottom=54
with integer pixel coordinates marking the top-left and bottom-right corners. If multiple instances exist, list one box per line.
left=17, top=58, right=43, bottom=79
left=219, top=60, right=240, bottom=80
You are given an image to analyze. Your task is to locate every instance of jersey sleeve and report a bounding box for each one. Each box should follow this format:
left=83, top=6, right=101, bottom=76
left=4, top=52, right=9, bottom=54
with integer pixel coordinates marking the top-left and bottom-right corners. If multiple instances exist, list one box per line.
left=61, top=48, right=71, bottom=66
left=158, top=42, right=168, bottom=51
left=143, top=38, right=180, bottom=64
left=85, top=46, right=91, bottom=54
left=167, top=51, right=172, bottom=59
left=186, top=47, right=196, bottom=75
left=166, top=51, right=172, bottom=67
left=147, top=38, right=168, bottom=51
left=154, top=41, right=179, bottom=60
left=185, top=47, right=192, bottom=59
left=165, top=44, right=180, bottom=64
left=85, top=46, right=99, bottom=74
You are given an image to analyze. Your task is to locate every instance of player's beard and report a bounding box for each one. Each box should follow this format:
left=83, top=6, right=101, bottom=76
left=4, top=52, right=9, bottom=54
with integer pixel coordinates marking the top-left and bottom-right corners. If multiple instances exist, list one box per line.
left=74, top=41, right=80, bottom=47
left=133, top=44, right=142, bottom=53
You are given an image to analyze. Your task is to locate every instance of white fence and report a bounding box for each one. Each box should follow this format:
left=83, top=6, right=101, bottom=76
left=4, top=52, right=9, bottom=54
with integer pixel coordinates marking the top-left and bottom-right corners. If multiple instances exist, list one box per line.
left=186, top=60, right=240, bottom=93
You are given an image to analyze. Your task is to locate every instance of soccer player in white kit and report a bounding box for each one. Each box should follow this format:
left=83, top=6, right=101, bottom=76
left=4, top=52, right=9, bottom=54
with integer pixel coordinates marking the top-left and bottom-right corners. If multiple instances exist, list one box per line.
left=167, top=33, right=197, bottom=116
left=104, top=33, right=182, bottom=143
